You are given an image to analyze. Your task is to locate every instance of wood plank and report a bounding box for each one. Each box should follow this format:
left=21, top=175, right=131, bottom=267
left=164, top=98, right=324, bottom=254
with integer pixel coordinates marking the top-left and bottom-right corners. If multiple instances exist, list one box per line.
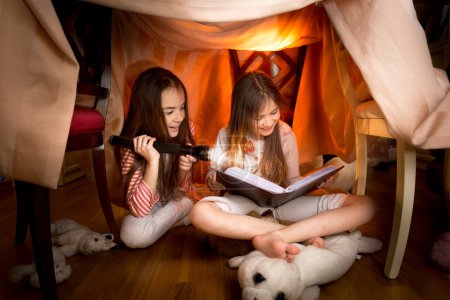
left=1, top=162, right=450, bottom=299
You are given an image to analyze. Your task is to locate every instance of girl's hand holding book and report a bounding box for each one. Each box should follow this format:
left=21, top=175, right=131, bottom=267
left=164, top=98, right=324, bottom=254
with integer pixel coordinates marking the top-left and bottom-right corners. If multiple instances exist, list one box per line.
left=206, top=172, right=226, bottom=191
left=317, top=176, right=334, bottom=189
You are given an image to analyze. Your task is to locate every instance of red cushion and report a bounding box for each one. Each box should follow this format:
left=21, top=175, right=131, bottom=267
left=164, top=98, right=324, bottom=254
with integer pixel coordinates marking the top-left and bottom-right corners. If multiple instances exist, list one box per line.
left=69, top=106, right=105, bottom=134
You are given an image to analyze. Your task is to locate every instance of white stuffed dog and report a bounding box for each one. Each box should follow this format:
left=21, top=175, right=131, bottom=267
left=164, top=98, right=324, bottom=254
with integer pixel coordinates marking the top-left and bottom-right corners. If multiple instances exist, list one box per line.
left=9, top=246, right=72, bottom=288
left=51, top=218, right=117, bottom=257
left=228, top=231, right=382, bottom=300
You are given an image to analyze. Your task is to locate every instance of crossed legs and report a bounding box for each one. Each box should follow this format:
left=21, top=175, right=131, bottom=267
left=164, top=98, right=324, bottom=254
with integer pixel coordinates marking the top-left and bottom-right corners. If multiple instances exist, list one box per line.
left=189, top=194, right=375, bottom=261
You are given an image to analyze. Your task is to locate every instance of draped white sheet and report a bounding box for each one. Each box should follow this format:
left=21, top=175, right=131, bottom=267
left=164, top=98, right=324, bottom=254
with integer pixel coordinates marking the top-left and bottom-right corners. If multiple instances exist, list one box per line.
left=324, top=0, right=450, bottom=148
left=0, top=0, right=78, bottom=188
left=0, top=0, right=448, bottom=190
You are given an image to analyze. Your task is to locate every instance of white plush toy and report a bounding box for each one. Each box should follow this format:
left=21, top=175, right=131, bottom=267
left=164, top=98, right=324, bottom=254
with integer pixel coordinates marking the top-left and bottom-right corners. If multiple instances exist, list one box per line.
left=51, top=218, right=117, bottom=257
left=9, top=246, right=72, bottom=288
left=228, top=231, right=382, bottom=300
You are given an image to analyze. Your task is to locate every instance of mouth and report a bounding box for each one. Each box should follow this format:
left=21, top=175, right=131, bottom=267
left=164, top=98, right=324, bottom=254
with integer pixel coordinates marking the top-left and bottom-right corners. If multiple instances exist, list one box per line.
left=168, top=126, right=180, bottom=136
left=260, top=125, right=274, bottom=133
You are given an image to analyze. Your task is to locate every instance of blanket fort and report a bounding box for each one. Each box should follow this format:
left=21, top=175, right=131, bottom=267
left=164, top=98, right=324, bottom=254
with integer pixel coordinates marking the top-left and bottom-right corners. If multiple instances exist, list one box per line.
left=0, top=0, right=448, bottom=189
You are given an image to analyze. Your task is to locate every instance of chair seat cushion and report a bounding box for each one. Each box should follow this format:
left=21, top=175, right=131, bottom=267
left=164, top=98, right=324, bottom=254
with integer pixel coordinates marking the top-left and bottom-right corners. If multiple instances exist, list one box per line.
left=355, top=99, right=384, bottom=119
left=69, top=106, right=105, bottom=134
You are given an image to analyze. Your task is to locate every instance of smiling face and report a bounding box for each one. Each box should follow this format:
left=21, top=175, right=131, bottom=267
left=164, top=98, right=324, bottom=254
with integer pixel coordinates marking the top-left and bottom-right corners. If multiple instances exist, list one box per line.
left=161, top=86, right=186, bottom=137
left=253, top=98, right=280, bottom=139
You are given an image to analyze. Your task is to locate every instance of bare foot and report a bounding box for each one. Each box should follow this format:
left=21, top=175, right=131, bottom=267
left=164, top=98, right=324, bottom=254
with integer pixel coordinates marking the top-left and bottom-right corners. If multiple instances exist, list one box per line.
left=252, top=232, right=300, bottom=262
left=305, top=237, right=325, bottom=248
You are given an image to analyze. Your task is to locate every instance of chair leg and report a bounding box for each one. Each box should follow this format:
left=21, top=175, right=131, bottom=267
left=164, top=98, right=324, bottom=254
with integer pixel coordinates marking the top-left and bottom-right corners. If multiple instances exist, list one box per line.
left=444, top=149, right=450, bottom=219
left=384, top=140, right=416, bottom=279
left=15, top=180, right=58, bottom=299
left=14, top=182, right=32, bottom=244
left=353, top=131, right=367, bottom=195
left=92, top=146, right=121, bottom=243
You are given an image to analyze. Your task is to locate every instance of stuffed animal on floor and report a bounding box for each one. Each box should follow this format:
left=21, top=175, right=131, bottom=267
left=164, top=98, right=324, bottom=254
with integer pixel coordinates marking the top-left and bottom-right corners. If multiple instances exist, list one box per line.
left=430, top=231, right=450, bottom=278
left=228, top=231, right=382, bottom=300
left=51, top=218, right=117, bottom=257
left=9, top=246, right=72, bottom=288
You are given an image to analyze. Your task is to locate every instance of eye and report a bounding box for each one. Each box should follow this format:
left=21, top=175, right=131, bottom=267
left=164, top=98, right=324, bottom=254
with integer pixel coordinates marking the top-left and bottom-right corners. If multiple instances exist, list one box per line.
left=275, top=292, right=286, bottom=300
left=271, top=108, right=279, bottom=115
left=94, top=238, right=99, bottom=242
left=252, top=272, right=266, bottom=284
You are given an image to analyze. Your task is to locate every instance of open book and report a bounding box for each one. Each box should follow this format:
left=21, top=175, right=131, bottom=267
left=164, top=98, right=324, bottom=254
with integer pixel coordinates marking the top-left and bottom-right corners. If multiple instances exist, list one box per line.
left=214, top=165, right=344, bottom=207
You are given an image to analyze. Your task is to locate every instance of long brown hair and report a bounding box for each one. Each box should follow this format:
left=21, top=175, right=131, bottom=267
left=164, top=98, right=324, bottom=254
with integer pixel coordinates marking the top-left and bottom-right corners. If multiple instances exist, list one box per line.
left=118, top=67, right=194, bottom=203
left=228, top=71, right=287, bottom=186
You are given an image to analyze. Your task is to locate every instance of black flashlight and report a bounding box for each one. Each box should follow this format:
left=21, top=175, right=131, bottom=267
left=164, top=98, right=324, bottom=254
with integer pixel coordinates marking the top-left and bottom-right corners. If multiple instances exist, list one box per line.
left=109, top=135, right=211, bottom=161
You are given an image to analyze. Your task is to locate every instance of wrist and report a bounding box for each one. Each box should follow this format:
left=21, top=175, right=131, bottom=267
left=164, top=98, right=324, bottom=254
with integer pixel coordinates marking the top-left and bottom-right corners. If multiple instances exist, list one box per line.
left=147, top=157, right=159, bottom=166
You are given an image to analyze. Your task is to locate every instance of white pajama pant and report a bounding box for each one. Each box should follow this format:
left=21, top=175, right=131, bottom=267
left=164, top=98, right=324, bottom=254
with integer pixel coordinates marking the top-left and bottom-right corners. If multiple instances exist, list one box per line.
left=200, top=192, right=347, bottom=223
left=120, top=196, right=193, bottom=249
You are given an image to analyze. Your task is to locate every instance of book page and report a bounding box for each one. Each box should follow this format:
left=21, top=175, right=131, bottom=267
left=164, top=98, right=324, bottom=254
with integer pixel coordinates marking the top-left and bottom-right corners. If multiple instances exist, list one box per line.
left=224, top=167, right=285, bottom=194
left=286, top=165, right=338, bottom=192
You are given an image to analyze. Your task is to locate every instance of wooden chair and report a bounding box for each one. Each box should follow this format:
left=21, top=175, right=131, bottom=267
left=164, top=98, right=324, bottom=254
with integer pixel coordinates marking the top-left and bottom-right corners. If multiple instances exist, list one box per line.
left=334, top=40, right=450, bottom=279
left=58, top=1, right=119, bottom=241
left=13, top=3, right=118, bottom=299
left=228, top=47, right=306, bottom=125
left=445, top=150, right=450, bottom=218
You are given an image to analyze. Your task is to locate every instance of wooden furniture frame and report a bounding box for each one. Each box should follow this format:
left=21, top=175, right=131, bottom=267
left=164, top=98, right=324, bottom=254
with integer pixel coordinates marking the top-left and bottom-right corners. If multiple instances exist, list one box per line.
left=335, top=39, right=450, bottom=279
left=13, top=3, right=119, bottom=299
left=228, top=47, right=307, bottom=125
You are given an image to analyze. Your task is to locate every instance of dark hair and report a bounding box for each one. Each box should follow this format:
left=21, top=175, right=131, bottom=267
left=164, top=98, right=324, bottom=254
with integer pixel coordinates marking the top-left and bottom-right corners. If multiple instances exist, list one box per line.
left=119, top=67, right=194, bottom=203
left=228, top=71, right=287, bottom=186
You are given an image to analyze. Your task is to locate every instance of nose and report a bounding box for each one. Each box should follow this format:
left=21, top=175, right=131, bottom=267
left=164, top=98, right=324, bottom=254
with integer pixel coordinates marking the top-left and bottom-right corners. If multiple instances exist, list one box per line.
left=174, top=110, right=185, bottom=123
left=261, top=116, right=271, bottom=127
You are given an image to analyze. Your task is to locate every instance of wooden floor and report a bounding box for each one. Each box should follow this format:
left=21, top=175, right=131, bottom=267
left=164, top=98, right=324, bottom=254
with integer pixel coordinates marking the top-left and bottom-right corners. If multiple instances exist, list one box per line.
left=1, top=162, right=450, bottom=300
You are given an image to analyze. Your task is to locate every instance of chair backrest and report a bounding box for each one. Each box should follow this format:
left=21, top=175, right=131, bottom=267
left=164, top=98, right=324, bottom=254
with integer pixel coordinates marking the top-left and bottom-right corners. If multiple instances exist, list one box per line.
left=54, top=1, right=112, bottom=118
left=54, top=1, right=111, bottom=86
left=334, top=39, right=375, bottom=115
left=335, top=41, right=362, bottom=113
left=228, top=47, right=307, bottom=125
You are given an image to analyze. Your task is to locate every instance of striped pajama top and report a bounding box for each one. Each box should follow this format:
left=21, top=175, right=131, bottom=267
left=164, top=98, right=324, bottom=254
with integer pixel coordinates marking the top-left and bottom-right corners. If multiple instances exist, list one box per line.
left=121, top=122, right=195, bottom=217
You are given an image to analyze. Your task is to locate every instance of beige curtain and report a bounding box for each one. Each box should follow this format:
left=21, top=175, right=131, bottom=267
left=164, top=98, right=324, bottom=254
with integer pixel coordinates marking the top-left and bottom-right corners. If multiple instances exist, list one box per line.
left=86, top=0, right=318, bottom=22
left=323, top=0, right=450, bottom=148
left=0, top=0, right=78, bottom=188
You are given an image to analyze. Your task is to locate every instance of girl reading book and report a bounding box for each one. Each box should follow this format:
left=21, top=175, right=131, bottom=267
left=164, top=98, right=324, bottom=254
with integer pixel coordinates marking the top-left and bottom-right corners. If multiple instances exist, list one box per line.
left=189, top=71, right=375, bottom=261
left=117, top=67, right=197, bottom=249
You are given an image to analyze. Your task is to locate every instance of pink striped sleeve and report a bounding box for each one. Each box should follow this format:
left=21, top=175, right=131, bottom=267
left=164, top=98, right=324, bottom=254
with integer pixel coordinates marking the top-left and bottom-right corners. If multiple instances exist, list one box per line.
left=121, top=149, right=159, bottom=217
left=189, top=120, right=195, bottom=137
left=179, top=171, right=192, bottom=192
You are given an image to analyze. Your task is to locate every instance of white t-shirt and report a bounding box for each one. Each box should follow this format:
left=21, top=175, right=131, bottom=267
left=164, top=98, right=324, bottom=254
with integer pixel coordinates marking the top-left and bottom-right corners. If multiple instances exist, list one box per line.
left=209, top=120, right=300, bottom=185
